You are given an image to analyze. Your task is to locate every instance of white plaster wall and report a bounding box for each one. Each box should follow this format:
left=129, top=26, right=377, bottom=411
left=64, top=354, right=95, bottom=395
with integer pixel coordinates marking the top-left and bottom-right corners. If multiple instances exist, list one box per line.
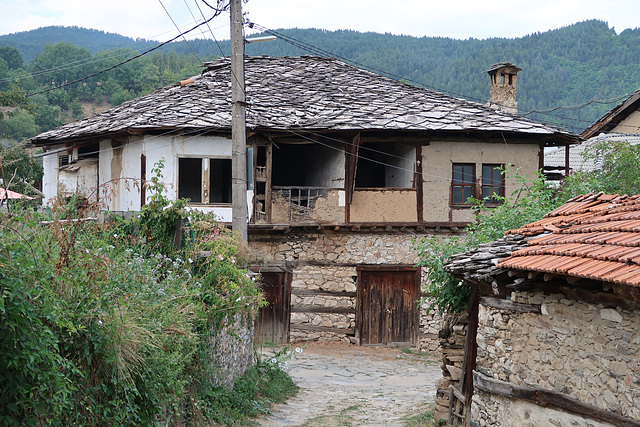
left=306, top=145, right=345, bottom=187
left=42, top=149, right=59, bottom=207
left=385, top=144, right=415, bottom=188
left=421, top=141, right=540, bottom=223
left=94, top=134, right=243, bottom=219
left=58, top=159, right=98, bottom=200
left=613, top=110, right=640, bottom=134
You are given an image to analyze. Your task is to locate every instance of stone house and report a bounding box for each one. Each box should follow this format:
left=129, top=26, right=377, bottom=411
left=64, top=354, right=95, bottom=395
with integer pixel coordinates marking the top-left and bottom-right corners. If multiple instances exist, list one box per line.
left=31, top=56, right=578, bottom=349
left=445, top=192, right=640, bottom=426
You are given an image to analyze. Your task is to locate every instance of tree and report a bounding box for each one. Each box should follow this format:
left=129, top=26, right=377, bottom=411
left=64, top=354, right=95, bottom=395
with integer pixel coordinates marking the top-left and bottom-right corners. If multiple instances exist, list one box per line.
left=0, top=46, right=23, bottom=70
left=0, top=109, right=38, bottom=141
left=0, top=142, right=43, bottom=197
left=30, top=43, right=93, bottom=88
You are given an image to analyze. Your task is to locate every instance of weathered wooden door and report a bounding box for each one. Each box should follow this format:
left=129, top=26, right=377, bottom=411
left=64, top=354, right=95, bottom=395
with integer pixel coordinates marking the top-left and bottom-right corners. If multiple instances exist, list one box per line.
left=356, top=267, right=419, bottom=345
left=255, top=271, right=291, bottom=344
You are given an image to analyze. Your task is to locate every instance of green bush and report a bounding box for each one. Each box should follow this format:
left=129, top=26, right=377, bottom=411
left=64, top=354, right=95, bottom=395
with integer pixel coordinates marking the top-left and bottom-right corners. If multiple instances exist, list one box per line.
left=0, top=190, right=274, bottom=426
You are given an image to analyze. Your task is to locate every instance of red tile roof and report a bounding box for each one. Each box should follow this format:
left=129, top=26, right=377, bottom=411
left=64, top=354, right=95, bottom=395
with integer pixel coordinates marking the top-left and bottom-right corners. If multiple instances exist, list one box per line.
left=498, top=193, right=640, bottom=287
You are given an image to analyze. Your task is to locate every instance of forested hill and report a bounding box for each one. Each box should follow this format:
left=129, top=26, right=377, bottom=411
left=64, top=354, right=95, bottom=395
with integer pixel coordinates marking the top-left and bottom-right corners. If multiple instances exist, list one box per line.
left=1, top=20, right=640, bottom=136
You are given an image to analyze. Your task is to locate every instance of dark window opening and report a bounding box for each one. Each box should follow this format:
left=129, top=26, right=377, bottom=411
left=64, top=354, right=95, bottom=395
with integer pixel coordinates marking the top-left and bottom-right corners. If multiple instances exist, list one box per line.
left=481, top=164, right=505, bottom=205
left=355, top=142, right=414, bottom=188
left=356, top=157, right=386, bottom=187
left=272, top=143, right=313, bottom=186
left=59, top=155, right=70, bottom=167
left=210, top=158, right=232, bottom=203
left=178, top=158, right=202, bottom=203
left=272, top=142, right=342, bottom=188
left=451, top=163, right=475, bottom=205
left=78, top=143, right=99, bottom=159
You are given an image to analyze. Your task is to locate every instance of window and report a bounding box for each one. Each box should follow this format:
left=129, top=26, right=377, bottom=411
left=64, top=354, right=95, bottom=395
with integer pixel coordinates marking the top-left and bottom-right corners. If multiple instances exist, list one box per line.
left=355, top=142, right=415, bottom=188
left=451, top=163, right=475, bottom=205
left=178, top=157, right=232, bottom=204
left=481, top=164, right=505, bottom=205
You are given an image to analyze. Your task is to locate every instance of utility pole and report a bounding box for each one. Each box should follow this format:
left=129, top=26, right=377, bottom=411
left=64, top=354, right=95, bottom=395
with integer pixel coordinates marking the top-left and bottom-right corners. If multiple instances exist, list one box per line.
left=230, top=0, right=248, bottom=242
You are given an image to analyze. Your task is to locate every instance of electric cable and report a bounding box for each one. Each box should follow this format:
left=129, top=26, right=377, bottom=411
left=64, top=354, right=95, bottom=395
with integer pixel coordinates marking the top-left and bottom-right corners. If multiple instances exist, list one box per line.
left=159, top=0, right=203, bottom=64
left=25, top=12, right=222, bottom=97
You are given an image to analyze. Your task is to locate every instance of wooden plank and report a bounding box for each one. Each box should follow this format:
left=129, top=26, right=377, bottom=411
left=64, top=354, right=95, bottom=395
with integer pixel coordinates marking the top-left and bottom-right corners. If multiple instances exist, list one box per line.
left=265, top=142, right=273, bottom=222
left=291, top=290, right=356, bottom=298
left=345, top=132, right=360, bottom=212
left=479, top=296, right=541, bottom=313
left=473, top=371, right=640, bottom=427
left=415, top=144, right=424, bottom=222
left=449, top=385, right=466, bottom=404
left=290, top=325, right=355, bottom=335
left=290, top=306, right=355, bottom=314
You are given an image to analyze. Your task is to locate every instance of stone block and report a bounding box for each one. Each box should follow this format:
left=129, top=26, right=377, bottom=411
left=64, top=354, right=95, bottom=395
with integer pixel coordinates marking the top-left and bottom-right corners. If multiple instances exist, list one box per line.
left=447, top=365, right=463, bottom=381
left=600, top=308, right=623, bottom=323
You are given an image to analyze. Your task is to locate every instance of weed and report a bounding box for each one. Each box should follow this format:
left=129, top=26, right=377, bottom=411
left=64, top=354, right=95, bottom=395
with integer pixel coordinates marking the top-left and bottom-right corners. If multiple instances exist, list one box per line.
left=404, top=405, right=447, bottom=426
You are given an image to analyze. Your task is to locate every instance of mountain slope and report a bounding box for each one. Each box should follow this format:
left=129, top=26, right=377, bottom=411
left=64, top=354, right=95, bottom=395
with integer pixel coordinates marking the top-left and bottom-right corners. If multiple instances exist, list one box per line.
left=2, top=20, right=640, bottom=133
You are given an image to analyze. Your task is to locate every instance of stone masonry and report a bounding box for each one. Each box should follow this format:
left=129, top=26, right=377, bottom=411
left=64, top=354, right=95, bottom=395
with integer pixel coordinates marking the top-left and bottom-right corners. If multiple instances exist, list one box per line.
left=471, top=290, right=640, bottom=425
left=250, top=231, right=442, bottom=351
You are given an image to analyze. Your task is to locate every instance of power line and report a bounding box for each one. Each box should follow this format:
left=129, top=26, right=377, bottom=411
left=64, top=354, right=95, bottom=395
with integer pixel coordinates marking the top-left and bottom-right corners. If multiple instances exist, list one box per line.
left=194, top=0, right=227, bottom=57
left=25, top=12, right=221, bottom=98
left=159, top=0, right=203, bottom=64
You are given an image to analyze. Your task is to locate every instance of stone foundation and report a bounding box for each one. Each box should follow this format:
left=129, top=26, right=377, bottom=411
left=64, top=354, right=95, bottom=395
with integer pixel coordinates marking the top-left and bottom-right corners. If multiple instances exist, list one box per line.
left=250, top=230, right=443, bottom=351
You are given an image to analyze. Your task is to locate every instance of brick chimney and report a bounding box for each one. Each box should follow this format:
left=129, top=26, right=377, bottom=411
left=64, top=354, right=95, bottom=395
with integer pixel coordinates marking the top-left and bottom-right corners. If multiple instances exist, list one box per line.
left=487, top=63, right=522, bottom=114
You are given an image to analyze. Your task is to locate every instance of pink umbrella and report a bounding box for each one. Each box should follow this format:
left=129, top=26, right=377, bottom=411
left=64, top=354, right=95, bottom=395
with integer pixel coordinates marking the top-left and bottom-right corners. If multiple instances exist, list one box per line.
left=0, top=188, right=35, bottom=200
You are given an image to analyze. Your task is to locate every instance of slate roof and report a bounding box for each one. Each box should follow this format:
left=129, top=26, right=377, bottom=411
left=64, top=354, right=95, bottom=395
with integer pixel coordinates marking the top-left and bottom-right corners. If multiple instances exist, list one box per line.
left=32, top=56, right=578, bottom=145
left=499, top=193, right=640, bottom=287
left=581, top=87, right=640, bottom=139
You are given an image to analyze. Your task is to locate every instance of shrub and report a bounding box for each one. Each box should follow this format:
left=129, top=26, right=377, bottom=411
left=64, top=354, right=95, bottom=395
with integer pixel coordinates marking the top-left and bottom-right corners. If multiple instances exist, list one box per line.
left=0, top=193, right=271, bottom=426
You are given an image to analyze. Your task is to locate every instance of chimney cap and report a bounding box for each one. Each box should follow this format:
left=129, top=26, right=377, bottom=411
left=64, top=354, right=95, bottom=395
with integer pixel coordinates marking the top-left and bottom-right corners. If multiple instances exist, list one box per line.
left=487, top=62, right=522, bottom=73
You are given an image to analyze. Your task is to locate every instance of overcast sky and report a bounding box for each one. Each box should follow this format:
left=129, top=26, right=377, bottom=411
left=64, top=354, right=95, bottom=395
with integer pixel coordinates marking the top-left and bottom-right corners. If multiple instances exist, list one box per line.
left=1, top=0, right=639, bottom=42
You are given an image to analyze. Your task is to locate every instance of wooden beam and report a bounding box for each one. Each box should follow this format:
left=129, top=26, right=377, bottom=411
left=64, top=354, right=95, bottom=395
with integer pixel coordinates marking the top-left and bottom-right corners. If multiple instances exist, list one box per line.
left=415, top=144, right=424, bottom=222
left=479, top=296, right=541, bottom=313
left=473, top=370, right=640, bottom=427
left=290, top=325, right=354, bottom=335
left=292, top=290, right=356, bottom=298
left=291, top=306, right=355, bottom=314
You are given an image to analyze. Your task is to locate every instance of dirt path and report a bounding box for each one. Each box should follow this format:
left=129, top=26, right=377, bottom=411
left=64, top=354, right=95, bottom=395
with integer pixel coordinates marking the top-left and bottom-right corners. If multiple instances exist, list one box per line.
left=258, top=341, right=441, bottom=426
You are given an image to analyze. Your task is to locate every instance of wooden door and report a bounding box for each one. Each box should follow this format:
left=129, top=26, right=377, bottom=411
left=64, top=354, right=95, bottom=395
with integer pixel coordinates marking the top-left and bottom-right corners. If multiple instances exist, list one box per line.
left=357, top=267, right=419, bottom=345
left=255, top=271, right=291, bottom=344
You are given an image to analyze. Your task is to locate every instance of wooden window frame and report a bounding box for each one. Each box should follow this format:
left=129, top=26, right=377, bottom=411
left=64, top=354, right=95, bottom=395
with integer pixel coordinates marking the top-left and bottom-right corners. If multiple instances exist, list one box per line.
left=451, top=163, right=476, bottom=207
left=178, top=156, right=232, bottom=205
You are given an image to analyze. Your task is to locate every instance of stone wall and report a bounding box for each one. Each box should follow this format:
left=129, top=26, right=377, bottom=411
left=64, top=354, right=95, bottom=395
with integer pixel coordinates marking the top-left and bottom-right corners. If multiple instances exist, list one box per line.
left=471, top=290, right=640, bottom=425
left=471, top=392, right=617, bottom=427
left=207, top=314, right=255, bottom=387
left=249, top=230, right=442, bottom=351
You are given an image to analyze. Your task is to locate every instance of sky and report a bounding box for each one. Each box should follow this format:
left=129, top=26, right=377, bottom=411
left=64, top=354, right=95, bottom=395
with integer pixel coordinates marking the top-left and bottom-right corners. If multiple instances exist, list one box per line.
left=1, top=0, right=639, bottom=42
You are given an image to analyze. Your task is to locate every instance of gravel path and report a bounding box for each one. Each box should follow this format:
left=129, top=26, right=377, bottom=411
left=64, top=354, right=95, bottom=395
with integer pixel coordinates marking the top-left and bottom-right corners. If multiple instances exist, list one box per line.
left=258, top=341, right=441, bottom=426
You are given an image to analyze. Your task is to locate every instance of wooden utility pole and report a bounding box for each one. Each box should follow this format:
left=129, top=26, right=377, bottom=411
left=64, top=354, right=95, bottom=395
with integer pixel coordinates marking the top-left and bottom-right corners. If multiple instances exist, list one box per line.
left=230, top=0, right=248, bottom=242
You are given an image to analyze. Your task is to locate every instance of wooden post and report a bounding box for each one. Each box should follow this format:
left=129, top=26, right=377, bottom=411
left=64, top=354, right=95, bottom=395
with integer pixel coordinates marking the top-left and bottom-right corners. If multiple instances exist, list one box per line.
left=230, top=0, right=248, bottom=242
